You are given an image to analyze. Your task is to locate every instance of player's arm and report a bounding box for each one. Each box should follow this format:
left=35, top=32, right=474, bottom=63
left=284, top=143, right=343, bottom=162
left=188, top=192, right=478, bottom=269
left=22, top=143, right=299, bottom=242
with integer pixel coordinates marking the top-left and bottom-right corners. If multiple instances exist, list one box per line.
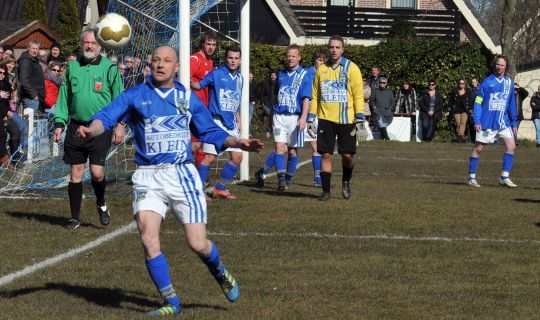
left=308, top=68, right=320, bottom=121
left=298, top=74, right=312, bottom=130
left=350, top=65, right=364, bottom=119
left=53, top=66, right=71, bottom=141
left=79, top=90, right=133, bottom=139
left=473, top=82, right=485, bottom=131
left=507, top=81, right=518, bottom=130
left=191, top=69, right=213, bottom=91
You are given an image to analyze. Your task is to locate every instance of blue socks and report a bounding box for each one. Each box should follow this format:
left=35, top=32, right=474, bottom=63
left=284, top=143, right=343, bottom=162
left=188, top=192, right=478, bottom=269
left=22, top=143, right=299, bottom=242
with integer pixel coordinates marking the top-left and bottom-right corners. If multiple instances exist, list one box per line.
left=501, top=152, right=514, bottom=179
left=312, top=155, right=321, bottom=180
left=197, top=164, right=211, bottom=185
left=286, top=155, right=298, bottom=180
left=146, top=253, right=180, bottom=309
left=215, top=162, right=237, bottom=191
left=200, top=241, right=224, bottom=279
left=263, top=151, right=276, bottom=174
left=275, top=153, right=286, bottom=182
left=468, top=156, right=479, bottom=179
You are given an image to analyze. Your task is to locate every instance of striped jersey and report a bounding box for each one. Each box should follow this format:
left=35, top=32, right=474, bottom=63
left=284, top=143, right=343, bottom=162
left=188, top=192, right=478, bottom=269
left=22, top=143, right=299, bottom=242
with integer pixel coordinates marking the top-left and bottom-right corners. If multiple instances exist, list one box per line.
left=274, top=66, right=312, bottom=114
left=473, top=74, right=517, bottom=130
left=199, top=66, right=243, bottom=130
left=309, top=57, right=364, bottom=124
left=91, top=77, right=229, bottom=165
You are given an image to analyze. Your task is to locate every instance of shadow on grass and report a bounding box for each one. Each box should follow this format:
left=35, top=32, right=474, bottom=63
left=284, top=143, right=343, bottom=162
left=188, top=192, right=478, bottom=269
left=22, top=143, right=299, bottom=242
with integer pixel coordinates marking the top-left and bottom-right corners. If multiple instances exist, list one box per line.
left=5, top=211, right=99, bottom=229
left=0, top=282, right=226, bottom=312
left=514, top=198, right=540, bottom=204
left=249, top=188, right=319, bottom=198
left=534, top=222, right=540, bottom=228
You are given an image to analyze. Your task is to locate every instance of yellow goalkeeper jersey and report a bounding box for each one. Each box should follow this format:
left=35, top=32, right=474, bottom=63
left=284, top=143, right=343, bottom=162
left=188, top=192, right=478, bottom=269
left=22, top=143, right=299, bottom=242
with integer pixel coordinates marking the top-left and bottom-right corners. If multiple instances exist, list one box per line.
left=310, top=57, right=364, bottom=124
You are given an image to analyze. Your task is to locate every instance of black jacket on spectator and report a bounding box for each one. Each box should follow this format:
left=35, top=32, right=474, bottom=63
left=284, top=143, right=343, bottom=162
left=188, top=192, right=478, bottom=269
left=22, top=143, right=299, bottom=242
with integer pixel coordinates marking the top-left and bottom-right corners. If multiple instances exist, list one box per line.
left=515, top=87, right=529, bottom=121
left=0, top=78, right=12, bottom=119
left=260, top=78, right=277, bottom=108
left=420, top=90, right=444, bottom=120
left=249, top=80, right=259, bottom=104
left=370, top=87, right=396, bottom=124
left=531, top=93, right=540, bottom=120
left=447, top=87, right=474, bottom=115
left=17, top=51, right=45, bottom=102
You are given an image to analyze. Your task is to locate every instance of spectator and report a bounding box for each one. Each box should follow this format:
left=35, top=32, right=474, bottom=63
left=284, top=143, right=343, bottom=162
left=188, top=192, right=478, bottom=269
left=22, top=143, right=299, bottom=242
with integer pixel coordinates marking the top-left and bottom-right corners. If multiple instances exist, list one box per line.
left=395, top=80, right=417, bottom=140
left=248, top=70, right=258, bottom=125
left=47, top=42, right=63, bottom=64
left=447, top=79, right=474, bottom=143
left=530, top=85, right=540, bottom=148
left=2, top=57, right=25, bottom=143
left=118, top=62, right=127, bottom=77
left=0, top=64, right=21, bottom=166
left=363, top=78, right=371, bottom=122
left=67, top=53, right=77, bottom=62
left=471, top=78, right=480, bottom=97
left=368, top=65, right=381, bottom=131
left=514, top=83, right=529, bottom=144
left=110, top=55, right=118, bottom=64
left=0, top=46, right=3, bottom=60
left=370, top=77, right=395, bottom=140
left=260, top=71, right=278, bottom=137
left=420, top=80, right=443, bottom=142
left=1, top=45, right=14, bottom=63
left=44, top=61, right=63, bottom=112
left=142, top=65, right=151, bottom=82
left=17, top=40, right=45, bottom=114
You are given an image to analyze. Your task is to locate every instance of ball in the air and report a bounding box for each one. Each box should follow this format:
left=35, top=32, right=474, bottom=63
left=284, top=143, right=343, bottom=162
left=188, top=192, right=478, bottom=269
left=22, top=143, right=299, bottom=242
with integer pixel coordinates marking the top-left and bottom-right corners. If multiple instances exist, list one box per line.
left=95, top=13, right=132, bottom=50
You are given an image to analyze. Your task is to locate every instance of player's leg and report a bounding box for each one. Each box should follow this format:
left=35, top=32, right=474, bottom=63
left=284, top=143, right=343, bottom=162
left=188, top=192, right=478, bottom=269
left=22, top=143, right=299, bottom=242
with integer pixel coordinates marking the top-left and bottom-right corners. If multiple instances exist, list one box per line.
left=255, top=151, right=275, bottom=187
left=285, top=147, right=298, bottom=187
left=317, top=119, right=336, bottom=201
left=284, top=120, right=303, bottom=187
left=213, top=151, right=242, bottom=199
left=311, top=141, right=322, bottom=186
left=88, top=130, right=113, bottom=225
left=198, top=144, right=218, bottom=193
left=499, top=130, right=517, bottom=187
left=275, top=142, right=288, bottom=191
left=137, top=210, right=181, bottom=316
left=337, top=123, right=357, bottom=199
left=467, top=141, right=485, bottom=187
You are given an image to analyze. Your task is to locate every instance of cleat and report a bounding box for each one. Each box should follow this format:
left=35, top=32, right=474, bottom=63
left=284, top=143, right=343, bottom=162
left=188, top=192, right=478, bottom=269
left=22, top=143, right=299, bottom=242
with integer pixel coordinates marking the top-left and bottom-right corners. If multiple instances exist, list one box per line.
left=65, top=219, right=81, bottom=230
left=499, top=178, right=517, bottom=188
left=277, top=181, right=288, bottom=191
left=217, top=266, right=239, bottom=302
left=314, top=177, right=322, bottom=187
left=467, top=179, right=481, bottom=187
left=255, top=169, right=266, bottom=188
left=145, top=304, right=181, bottom=316
left=342, top=181, right=351, bottom=199
left=205, top=194, right=212, bottom=202
left=212, top=188, right=237, bottom=199
left=319, top=192, right=331, bottom=201
left=97, top=205, right=111, bottom=225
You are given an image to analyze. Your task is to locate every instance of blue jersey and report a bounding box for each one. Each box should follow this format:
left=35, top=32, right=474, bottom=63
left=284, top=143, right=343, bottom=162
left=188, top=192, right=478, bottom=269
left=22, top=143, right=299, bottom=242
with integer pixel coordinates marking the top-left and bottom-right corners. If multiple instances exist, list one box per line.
left=274, top=66, right=312, bottom=114
left=473, top=74, right=517, bottom=130
left=199, top=66, right=243, bottom=130
left=91, top=78, right=229, bottom=165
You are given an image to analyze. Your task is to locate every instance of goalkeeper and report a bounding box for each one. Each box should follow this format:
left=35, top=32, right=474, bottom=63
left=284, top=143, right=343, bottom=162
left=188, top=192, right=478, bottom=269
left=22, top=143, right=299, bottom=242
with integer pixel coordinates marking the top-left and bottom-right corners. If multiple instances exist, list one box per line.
left=307, top=35, right=364, bottom=201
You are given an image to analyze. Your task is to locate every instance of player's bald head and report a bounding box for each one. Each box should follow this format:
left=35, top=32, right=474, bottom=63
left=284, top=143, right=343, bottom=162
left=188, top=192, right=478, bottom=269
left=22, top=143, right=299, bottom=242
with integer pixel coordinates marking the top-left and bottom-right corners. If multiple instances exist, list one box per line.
left=153, top=45, right=179, bottom=63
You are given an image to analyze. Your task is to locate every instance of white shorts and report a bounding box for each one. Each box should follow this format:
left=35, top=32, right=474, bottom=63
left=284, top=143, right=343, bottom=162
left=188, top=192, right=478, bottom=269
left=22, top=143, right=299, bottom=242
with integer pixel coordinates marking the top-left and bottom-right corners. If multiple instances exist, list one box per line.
left=132, top=163, right=207, bottom=224
left=202, top=117, right=241, bottom=155
left=475, top=128, right=514, bottom=144
left=303, top=118, right=318, bottom=142
left=273, top=113, right=304, bottom=147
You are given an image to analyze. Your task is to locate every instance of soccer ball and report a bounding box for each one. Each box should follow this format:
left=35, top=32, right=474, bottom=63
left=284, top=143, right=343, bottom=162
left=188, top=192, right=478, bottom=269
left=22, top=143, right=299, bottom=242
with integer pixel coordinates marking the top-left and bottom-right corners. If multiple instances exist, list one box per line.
left=95, top=13, right=132, bottom=50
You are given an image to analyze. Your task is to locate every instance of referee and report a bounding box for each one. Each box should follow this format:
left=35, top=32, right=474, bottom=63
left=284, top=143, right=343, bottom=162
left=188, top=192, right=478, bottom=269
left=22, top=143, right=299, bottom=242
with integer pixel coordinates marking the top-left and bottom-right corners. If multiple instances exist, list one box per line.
left=308, top=35, right=364, bottom=201
left=53, top=29, right=124, bottom=229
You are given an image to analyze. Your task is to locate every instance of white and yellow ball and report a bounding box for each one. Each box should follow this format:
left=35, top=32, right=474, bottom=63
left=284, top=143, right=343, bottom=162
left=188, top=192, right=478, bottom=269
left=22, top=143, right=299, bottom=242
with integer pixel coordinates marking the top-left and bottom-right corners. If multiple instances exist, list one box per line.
left=95, top=13, right=132, bottom=50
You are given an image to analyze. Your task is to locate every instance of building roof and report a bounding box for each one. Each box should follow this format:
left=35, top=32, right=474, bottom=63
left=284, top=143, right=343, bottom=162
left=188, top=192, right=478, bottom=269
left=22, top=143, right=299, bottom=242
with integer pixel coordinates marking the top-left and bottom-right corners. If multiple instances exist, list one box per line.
left=0, top=20, right=61, bottom=48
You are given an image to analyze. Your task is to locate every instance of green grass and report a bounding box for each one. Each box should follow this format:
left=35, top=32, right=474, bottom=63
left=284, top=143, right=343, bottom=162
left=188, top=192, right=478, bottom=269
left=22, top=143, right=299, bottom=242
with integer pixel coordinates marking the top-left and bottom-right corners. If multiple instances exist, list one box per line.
left=1, top=141, right=539, bottom=319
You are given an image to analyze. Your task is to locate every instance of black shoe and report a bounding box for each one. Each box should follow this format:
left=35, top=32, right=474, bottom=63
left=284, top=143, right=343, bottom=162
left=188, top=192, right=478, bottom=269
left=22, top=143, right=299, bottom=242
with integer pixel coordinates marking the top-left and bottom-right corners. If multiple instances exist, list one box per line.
left=277, top=181, right=288, bottom=191
left=342, top=181, right=351, bottom=199
left=319, top=192, right=331, bottom=201
left=65, top=219, right=80, bottom=230
left=97, top=205, right=110, bottom=225
left=255, top=169, right=265, bottom=188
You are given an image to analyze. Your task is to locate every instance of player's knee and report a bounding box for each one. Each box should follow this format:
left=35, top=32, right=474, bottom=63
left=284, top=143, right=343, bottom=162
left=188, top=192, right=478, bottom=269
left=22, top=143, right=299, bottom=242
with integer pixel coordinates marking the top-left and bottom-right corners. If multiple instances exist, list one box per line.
left=187, top=238, right=208, bottom=255
left=140, top=233, right=160, bottom=256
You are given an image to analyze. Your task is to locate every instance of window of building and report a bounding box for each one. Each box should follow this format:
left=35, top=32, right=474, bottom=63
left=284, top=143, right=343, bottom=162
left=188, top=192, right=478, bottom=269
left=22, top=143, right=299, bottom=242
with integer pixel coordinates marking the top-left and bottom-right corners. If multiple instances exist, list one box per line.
left=329, top=0, right=353, bottom=6
left=391, top=0, right=416, bottom=9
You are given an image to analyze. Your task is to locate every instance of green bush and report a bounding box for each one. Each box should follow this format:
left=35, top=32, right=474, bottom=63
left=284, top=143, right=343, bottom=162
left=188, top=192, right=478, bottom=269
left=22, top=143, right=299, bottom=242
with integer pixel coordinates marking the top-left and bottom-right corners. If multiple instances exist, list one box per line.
left=249, top=38, right=492, bottom=137
left=22, top=0, right=48, bottom=24
left=56, top=0, right=81, bottom=42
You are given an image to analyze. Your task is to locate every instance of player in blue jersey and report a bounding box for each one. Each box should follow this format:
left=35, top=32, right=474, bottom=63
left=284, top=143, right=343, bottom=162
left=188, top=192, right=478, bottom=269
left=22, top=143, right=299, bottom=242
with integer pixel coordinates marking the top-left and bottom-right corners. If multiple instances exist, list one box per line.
left=254, top=44, right=312, bottom=191
left=467, top=55, right=518, bottom=188
left=191, top=45, right=244, bottom=199
left=77, top=45, right=263, bottom=316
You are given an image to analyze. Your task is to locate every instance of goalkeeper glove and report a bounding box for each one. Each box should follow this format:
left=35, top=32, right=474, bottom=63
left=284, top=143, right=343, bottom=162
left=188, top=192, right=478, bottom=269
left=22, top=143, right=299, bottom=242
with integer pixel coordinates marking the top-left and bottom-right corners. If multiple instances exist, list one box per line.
left=307, top=121, right=316, bottom=139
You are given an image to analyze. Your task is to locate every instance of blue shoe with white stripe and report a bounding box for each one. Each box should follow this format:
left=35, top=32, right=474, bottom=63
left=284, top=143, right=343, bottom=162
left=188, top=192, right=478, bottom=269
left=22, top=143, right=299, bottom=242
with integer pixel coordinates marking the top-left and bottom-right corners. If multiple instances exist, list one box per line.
left=218, top=266, right=239, bottom=302
left=145, top=303, right=181, bottom=316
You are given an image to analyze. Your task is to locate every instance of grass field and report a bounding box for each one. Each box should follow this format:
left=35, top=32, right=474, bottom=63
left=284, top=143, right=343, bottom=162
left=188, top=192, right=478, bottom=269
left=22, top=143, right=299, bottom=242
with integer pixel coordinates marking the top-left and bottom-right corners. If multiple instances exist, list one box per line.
left=0, top=140, right=539, bottom=319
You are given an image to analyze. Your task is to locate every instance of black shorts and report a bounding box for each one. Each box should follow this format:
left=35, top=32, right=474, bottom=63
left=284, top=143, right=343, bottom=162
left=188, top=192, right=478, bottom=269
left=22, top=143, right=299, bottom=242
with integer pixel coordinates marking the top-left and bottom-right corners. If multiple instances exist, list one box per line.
left=63, top=121, right=113, bottom=166
left=317, top=119, right=357, bottom=155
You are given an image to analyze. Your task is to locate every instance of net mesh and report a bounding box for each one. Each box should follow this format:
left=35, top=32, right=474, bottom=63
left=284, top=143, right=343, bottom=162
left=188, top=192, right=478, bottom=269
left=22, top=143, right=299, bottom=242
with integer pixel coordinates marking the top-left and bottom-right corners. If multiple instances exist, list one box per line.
left=0, top=0, right=241, bottom=198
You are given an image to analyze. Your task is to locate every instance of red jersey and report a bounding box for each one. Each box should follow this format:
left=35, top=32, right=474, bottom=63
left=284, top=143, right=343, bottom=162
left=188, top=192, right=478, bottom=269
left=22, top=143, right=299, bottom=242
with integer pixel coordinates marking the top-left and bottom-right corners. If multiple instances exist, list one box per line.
left=190, top=51, right=213, bottom=106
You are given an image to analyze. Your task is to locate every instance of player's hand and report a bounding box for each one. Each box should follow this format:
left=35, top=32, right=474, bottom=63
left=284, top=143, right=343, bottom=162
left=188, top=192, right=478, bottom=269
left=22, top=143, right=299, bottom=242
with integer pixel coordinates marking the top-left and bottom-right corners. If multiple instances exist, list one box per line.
left=298, top=118, right=307, bottom=131
left=112, top=123, right=126, bottom=145
left=351, top=119, right=368, bottom=140
left=307, top=121, right=316, bottom=138
left=238, top=139, right=264, bottom=153
left=475, top=124, right=482, bottom=133
left=76, top=126, right=93, bottom=140
left=53, top=128, right=63, bottom=142
left=513, top=127, right=518, bottom=137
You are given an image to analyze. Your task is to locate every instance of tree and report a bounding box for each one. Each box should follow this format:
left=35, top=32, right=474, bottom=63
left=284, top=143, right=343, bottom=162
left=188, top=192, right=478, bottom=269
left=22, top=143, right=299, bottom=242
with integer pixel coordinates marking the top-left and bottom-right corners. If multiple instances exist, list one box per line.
left=21, top=0, right=48, bottom=24
left=56, top=0, right=81, bottom=42
left=501, top=0, right=516, bottom=76
left=387, top=17, right=417, bottom=40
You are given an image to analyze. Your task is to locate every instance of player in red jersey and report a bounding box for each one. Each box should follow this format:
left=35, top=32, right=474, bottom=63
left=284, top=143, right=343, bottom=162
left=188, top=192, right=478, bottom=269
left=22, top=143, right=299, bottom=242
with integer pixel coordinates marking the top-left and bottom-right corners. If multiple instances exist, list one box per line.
left=191, top=31, right=218, bottom=165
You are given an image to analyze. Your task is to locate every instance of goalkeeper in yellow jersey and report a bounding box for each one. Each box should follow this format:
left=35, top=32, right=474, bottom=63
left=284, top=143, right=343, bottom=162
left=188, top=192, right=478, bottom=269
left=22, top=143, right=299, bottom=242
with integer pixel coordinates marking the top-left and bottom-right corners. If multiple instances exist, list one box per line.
left=307, top=35, right=364, bottom=201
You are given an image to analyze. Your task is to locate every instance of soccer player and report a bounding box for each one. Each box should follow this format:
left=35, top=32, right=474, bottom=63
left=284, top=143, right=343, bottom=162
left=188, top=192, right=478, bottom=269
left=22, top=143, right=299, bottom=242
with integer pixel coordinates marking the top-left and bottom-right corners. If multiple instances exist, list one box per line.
left=255, top=44, right=313, bottom=190
left=77, top=45, right=263, bottom=316
left=308, top=35, right=364, bottom=201
left=467, top=55, right=518, bottom=188
left=191, top=45, right=244, bottom=199
left=53, top=29, right=125, bottom=230
left=191, top=31, right=217, bottom=165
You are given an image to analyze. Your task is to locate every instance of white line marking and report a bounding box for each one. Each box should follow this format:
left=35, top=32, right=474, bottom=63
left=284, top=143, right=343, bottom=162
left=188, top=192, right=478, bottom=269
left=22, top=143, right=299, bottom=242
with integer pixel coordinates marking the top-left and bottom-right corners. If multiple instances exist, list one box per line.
left=0, top=222, right=137, bottom=287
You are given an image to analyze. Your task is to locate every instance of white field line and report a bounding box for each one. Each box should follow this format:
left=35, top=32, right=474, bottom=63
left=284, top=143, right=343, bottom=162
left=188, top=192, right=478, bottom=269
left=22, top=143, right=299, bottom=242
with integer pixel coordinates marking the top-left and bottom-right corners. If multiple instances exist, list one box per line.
left=0, top=222, right=137, bottom=287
